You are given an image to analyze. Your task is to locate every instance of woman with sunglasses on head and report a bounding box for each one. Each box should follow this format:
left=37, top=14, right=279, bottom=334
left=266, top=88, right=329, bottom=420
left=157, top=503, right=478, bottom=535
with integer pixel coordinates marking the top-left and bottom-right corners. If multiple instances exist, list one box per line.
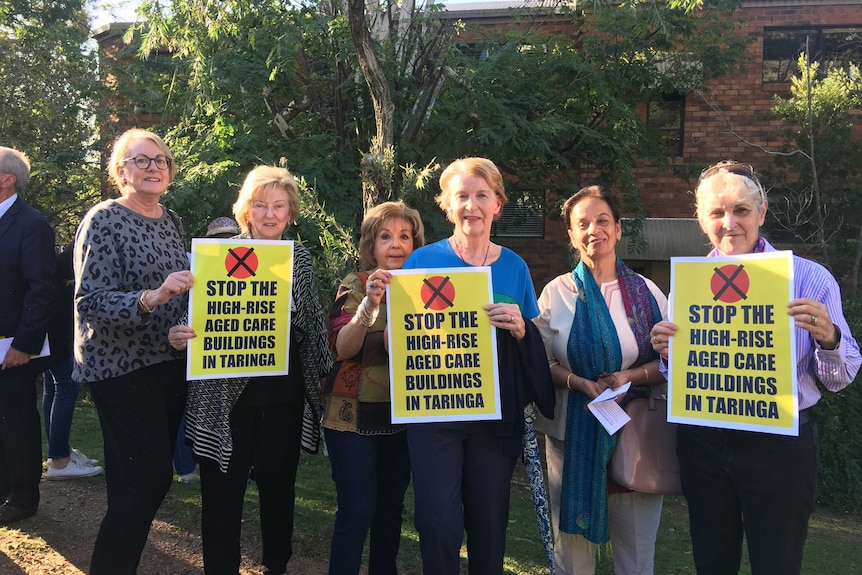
left=73, top=128, right=193, bottom=574
left=649, top=161, right=861, bottom=575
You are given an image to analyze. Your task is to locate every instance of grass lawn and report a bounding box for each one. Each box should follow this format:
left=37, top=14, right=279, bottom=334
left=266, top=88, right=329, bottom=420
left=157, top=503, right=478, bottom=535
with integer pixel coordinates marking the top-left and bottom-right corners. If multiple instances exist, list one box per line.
left=63, top=398, right=862, bottom=574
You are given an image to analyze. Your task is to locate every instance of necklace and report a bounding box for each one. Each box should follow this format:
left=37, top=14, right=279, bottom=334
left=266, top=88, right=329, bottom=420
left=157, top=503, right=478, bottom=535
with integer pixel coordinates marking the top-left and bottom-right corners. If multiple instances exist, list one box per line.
left=453, top=238, right=491, bottom=267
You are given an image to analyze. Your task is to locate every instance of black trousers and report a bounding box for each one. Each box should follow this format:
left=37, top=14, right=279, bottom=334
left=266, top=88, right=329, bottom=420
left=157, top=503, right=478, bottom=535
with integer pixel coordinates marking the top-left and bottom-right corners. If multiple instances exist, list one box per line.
left=199, top=399, right=304, bottom=575
left=678, top=419, right=818, bottom=575
left=88, top=360, right=187, bottom=575
left=0, top=363, right=42, bottom=508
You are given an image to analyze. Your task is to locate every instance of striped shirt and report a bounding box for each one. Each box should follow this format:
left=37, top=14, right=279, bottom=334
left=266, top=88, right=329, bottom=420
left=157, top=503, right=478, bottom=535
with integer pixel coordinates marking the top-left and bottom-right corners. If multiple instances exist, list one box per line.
left=733, top=239, right=861, bottom=410
left=661, top=239, right=861, bottom=411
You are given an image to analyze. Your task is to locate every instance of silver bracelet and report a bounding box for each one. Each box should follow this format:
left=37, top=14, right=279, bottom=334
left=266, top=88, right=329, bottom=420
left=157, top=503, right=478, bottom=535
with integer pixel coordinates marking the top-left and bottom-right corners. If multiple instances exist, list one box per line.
left=356, top=296, right=379, bottom=328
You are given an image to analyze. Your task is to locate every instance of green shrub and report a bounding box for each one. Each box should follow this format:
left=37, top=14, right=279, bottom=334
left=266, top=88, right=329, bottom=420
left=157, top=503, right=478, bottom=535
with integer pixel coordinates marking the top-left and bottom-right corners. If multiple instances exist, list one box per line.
left=816, top=299, right=862, bottom=512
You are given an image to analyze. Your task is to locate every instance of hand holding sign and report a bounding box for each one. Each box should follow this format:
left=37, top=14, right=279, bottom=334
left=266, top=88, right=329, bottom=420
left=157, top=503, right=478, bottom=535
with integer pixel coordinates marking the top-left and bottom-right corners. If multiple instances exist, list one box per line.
left=650, top=320, right=678, bottom=360
left=365, top=269, right=391, bottom=309
left=146, top=270, right=194, bottom=310
left=788, top=297, right=839, bottom=349
left=484, top=302, right=525, bottom=340
left=169, top=324, right=196, bottom=351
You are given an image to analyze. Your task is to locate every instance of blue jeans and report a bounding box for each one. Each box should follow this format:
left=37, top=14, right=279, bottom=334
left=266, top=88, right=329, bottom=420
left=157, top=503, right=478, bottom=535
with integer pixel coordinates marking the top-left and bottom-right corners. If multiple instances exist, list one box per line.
left=325, top=428, right=411, bottom=575
left=42, top=356, right=80, bottom=460
left=173, top=413, right=195, bottom=475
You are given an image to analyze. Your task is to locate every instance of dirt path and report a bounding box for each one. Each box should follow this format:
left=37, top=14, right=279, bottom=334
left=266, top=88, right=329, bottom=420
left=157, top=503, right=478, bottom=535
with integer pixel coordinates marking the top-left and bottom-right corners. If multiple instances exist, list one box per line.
left=0, top=477, right=329, bottom=575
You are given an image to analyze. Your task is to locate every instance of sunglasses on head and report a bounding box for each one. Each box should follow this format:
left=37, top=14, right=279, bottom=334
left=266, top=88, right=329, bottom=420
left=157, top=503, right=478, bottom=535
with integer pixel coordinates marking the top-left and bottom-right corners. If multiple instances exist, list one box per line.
left=698, top=160, right=766, bottom=202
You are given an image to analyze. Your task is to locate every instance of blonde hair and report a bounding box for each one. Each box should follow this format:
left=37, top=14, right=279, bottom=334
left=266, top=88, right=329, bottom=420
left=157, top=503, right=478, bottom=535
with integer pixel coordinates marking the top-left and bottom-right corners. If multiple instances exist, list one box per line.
left=232, top=166, right=300, bottom=235
left=359, top=202, right=426, bottom=270
left=108, top=128, right=177, bottom=193
left=436, top=157, right=508, bottom=223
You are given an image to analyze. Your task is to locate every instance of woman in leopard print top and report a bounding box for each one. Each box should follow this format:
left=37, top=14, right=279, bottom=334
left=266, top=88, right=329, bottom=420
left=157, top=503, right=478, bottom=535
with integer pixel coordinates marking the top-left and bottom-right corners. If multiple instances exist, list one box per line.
left=73, top=128, right=192, bottom=575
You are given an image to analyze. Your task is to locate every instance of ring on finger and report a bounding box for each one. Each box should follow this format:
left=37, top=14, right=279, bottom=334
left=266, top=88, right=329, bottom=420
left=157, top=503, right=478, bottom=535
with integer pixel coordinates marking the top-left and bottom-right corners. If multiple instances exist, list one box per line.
left=811, top=315, right=817, bottom=325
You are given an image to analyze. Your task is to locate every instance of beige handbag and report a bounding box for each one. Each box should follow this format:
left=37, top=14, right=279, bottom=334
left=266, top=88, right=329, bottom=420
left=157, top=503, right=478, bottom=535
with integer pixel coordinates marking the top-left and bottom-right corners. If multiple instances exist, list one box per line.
left=609, top=394, right=682, bottom=495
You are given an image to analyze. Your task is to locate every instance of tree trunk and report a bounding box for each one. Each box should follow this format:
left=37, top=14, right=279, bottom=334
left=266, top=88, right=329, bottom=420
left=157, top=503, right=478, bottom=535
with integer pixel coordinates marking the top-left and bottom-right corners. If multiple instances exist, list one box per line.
left=348, top=0, right=396, bottom=212
left=804, top=38, right=831, bottom=270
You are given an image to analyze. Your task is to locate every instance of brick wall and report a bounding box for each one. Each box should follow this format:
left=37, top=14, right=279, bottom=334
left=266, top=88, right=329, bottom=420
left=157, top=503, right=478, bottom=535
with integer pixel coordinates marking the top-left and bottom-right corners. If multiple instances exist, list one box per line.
left=459, top=2, right=862, bottom=292
left=637, top=1, right=862, bottom=219
left=95, top=3, right=862, bottom=293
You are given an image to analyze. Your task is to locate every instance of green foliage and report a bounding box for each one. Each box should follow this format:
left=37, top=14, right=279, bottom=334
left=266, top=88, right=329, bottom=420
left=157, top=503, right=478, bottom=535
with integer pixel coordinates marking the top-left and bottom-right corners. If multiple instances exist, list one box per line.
left=292, top=174, right=358, bottom=312
left=292, top=160, right=444, bottom=311
left=816, top=299, right=862, bottom=512
left=113, top=0, right=747, bottom=256
left=764, top=56, right=862, bottom=510
left=418, top=1, right=749, bottom=221
left=0, top=0, right=102, bottom=243
left=122, top=0, right=366, bottom=235
left=766, top=55, right=862, bottom=294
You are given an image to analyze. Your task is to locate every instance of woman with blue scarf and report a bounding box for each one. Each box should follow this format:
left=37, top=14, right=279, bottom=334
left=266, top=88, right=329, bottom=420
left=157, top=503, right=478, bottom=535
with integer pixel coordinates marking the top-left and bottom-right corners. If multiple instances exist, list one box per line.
left=535, top=186, right=668, bottom=575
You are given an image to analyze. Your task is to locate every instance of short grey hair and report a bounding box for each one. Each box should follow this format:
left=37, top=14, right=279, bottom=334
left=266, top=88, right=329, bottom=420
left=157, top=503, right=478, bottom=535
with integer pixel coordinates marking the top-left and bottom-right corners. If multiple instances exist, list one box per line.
left=695, top=160, right=767, bottom=217
left=0, top=147, right=31, bottom=194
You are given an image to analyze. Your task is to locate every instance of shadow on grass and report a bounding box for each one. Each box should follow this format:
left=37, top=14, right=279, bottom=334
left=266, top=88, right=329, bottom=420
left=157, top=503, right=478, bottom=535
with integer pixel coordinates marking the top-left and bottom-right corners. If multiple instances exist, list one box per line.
left=13, top=399, right=861, bottom=575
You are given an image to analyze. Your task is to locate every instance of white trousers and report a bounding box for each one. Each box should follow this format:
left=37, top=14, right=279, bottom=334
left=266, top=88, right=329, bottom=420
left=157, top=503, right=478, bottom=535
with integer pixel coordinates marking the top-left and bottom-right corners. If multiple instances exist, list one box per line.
left=545, top=435, right=663, bottom=575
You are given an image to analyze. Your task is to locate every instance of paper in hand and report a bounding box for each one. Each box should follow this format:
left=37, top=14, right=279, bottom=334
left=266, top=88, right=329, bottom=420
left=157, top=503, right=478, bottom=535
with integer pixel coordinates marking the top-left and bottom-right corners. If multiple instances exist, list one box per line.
left=587, top=381, right=632, bottom=435
left=0, top=335, right=50, bottom=363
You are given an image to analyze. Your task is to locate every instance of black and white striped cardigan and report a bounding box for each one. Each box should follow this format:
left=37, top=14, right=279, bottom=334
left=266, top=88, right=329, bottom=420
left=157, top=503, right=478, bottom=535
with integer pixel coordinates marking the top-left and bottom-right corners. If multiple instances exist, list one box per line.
left=184, top=239, right=332, bottom=472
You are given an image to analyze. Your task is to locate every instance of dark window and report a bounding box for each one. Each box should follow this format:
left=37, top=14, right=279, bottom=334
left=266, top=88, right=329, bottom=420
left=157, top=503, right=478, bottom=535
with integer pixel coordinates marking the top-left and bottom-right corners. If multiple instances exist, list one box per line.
left=763, top=27, right=862, bottom=83
left=491, top=200, right=544, bottom=238
left=647, top=93, right=684, bottom=157
left=456, top=43, right=490, bottom=62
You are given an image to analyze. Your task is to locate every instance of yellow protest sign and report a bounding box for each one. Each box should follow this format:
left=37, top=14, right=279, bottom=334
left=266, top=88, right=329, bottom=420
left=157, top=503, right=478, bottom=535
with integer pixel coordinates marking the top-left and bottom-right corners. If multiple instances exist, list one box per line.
left=187, top=238, right=293, bottom=380
left=668, top=251, right=798, bottom=435
left=387, top=267, right=500, bottom=423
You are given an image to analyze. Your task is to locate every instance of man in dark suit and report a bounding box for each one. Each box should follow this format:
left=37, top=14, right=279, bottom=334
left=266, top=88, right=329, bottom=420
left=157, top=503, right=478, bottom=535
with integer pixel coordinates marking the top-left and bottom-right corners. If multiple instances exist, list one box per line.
left=0, top=146, right=57, bottom=524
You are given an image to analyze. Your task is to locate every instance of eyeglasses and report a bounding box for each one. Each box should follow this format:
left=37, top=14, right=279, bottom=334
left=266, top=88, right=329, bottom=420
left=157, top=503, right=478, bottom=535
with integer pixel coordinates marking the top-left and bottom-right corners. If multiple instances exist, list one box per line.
left=698, top=160, right=766, bottom=202
left=123, top=155, right=172, bottom=170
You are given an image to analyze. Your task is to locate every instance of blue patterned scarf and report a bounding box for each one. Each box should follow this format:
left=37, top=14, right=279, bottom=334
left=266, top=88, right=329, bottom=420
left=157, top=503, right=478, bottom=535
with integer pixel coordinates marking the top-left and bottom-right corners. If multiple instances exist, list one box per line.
left=559, top=258, right=662, bottom=543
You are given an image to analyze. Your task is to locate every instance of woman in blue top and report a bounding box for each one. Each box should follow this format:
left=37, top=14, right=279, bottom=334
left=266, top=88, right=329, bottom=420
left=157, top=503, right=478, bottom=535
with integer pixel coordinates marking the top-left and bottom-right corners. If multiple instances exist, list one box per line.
left=398, top=157, right=554, bottom=574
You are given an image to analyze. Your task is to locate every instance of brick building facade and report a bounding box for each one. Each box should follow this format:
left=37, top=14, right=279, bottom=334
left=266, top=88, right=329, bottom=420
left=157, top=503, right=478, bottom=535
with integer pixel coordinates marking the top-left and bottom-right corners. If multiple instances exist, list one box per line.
left=441, top=0, right=862, bottom=292
left=94, top=1, right=862, bottom=292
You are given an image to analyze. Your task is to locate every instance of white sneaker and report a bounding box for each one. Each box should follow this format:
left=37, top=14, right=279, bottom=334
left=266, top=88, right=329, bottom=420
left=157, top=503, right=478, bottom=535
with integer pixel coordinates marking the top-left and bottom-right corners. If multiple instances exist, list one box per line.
left=46, top=459, right=104, bottom=481
left=70, top=448, right=99, bottom=466
left=177, top=472, right=200, bottom=483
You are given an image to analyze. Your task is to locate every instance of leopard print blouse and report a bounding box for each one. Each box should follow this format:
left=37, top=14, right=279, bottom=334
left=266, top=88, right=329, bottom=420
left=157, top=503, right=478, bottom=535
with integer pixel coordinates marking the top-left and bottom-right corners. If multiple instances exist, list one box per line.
left=72, top=199, right=189, bottom=383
